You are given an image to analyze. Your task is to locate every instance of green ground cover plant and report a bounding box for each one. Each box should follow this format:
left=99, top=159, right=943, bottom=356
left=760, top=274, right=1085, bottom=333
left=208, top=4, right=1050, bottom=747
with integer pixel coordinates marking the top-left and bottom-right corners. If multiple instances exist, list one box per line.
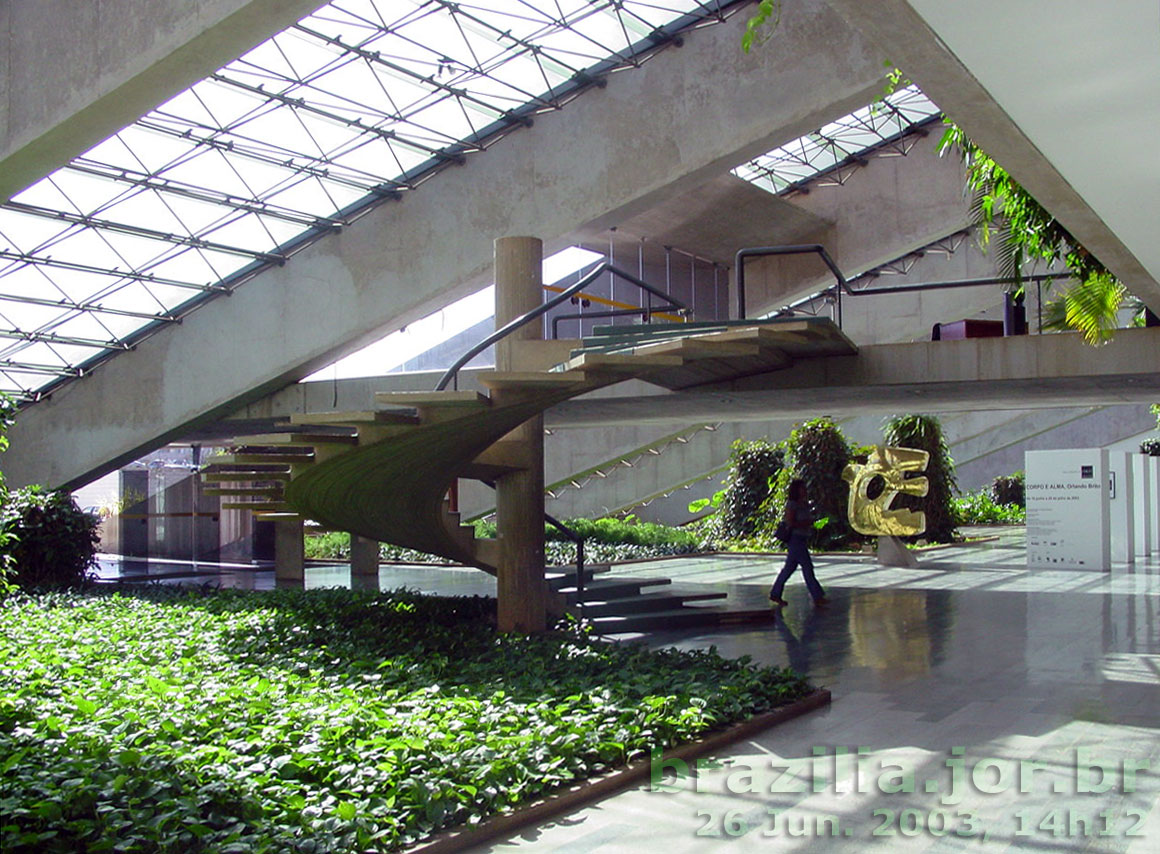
left=0, top=587, right=810, bottom=853
left=953, top=490, right=1026, bottom=525
left=304, top=517, right=701, bottom=566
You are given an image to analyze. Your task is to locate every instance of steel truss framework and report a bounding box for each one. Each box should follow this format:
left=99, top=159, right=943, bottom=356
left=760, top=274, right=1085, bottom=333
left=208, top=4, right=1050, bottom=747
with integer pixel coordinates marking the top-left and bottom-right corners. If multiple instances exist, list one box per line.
left=0, top=0, right=744, bottom=404
left=732, top=84, right=942, bottom=195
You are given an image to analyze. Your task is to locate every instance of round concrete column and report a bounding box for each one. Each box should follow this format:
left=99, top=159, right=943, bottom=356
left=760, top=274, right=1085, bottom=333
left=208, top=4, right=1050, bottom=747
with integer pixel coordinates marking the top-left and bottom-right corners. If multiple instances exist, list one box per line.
left=493, top=236, right=548, bottom=633
left=494, top=236, right=544, bottom=370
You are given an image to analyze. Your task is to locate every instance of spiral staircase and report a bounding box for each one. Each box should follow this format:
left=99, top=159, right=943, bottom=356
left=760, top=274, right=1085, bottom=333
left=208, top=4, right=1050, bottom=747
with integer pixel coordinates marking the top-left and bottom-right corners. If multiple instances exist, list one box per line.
left=202, top=316, right=856, bottom=630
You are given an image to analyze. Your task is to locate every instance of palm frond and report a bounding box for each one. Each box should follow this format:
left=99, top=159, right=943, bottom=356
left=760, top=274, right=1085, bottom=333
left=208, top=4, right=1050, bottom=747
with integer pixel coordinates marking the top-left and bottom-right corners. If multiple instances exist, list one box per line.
left=1041, top=273, right=1125, bottom=345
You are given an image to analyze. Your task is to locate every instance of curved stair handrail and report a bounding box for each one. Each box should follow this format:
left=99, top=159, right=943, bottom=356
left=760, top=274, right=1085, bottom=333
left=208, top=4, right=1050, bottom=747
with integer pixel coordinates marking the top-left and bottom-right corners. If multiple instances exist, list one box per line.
left=435, top=261, right=687, bottom=392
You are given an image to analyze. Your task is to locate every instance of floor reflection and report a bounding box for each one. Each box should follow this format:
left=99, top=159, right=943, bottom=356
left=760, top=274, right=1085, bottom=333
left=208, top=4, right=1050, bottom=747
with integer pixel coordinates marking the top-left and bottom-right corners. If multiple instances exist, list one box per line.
left=463, top=528, right=1160, bottom=853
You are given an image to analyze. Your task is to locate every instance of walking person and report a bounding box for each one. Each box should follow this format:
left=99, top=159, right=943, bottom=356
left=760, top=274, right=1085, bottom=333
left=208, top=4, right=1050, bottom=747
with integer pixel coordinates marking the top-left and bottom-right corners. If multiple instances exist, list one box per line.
left=769, top=478, right=827, bottom=607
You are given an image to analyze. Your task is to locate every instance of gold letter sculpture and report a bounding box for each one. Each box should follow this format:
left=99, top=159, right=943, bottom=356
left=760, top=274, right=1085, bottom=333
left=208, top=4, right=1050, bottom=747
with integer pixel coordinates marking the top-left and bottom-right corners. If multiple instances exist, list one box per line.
left=842, top=446, right=930, bottom=536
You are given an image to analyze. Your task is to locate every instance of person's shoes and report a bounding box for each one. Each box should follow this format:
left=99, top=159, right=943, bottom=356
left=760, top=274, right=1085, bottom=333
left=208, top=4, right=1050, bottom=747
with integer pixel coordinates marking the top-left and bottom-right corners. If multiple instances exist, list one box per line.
left=813, top=596, right=830, bottom=607
left=768, top=594, right=787, bottom=607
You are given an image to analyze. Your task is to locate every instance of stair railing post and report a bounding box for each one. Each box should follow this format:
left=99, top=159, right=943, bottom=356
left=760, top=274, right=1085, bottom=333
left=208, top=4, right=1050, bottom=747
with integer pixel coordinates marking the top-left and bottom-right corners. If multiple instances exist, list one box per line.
left=575, top=538, right=585, bottom=620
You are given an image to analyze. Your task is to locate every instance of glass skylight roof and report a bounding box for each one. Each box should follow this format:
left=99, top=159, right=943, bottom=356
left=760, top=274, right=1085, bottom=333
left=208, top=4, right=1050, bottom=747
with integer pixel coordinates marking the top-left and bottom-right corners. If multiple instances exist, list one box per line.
left=733, top=84, right=941, bottom=194
left=0, top=0, right=741, bottom=405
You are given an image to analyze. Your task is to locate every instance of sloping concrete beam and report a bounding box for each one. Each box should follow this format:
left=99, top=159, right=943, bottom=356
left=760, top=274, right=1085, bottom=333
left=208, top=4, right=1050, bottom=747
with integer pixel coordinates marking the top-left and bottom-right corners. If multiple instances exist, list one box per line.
left=0, top=0, right=324, bottom=202
left=7, top=5, right=887, bottom=490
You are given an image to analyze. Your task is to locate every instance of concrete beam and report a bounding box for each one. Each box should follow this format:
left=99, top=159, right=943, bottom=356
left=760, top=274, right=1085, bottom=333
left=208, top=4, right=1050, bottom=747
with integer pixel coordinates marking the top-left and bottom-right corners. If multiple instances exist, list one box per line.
left=8, top=5, right=887, bottom=490
left=1, top=0, right=324, bottom=202
left=823, top=0, right=1160, bottom=314
left=549, top=327, right=1160, bottom=424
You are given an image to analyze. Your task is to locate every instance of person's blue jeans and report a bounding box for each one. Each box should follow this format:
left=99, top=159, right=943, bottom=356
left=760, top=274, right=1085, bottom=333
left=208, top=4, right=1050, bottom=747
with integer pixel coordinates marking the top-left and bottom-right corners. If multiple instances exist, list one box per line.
left=770, top=536, right=825, bottom=602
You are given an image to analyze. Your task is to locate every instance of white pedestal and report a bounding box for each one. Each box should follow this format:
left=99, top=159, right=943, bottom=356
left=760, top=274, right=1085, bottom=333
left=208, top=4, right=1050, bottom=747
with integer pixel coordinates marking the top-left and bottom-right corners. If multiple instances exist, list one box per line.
left=878, top=535, right=919, bottom=568
left=1133, top=455, right=1154, bottom=557
left=1109, top=452, right=1135, bottom=564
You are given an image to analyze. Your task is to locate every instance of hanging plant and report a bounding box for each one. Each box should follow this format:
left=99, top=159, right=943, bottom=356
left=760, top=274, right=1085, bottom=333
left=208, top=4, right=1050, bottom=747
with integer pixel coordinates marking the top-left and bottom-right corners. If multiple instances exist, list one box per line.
left=937, top=123, right=1134, bottom=344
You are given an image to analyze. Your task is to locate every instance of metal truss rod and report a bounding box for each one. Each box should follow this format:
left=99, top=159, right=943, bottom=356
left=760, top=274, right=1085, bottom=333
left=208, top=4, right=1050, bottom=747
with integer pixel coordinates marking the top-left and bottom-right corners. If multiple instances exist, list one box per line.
left=0, top=360, right=84, bottom=377
left=293, top=23, right=538, bottom=134
left=0, top=328, right=131, bottom=349
left=0, top=248, right=221, bottom=292
left=210, top=73, right=467, bottom=165
left=2, top=201, right=286, bottom=264
left=135, top=117, right=404, bottom=194
left=66, top=162, right=344, bottom=230
left=0, top=289, right=179, bottom=324
left=748, top=113, right=942, bottom=197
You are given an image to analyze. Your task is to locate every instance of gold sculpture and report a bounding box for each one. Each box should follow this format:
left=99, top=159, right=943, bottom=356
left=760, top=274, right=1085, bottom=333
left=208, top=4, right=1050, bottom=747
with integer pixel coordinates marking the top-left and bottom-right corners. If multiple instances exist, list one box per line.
left=842, top=446, right=930, bottom=536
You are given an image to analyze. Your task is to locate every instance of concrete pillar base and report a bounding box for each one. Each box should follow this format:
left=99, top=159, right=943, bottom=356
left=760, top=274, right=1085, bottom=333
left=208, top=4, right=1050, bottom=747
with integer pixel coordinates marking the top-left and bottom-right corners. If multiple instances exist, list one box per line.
left=274, top=518, right=305, bottom=588
left=350, top=534, right=380, bottom=592
left=877, top=535, right=919, bottom=568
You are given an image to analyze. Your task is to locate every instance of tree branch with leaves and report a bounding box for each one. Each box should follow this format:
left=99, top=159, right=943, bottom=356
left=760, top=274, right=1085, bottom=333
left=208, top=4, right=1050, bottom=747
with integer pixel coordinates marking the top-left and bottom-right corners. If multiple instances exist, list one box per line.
left=935, top=123, right=1134, bottom=345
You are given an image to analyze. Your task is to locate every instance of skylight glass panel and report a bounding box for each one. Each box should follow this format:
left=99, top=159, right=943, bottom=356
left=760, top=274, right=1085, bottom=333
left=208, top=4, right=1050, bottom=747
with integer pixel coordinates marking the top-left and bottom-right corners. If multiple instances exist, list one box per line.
left=1, top=0, right=737, bottom=403
left=734, top=84, right=941, bottom=195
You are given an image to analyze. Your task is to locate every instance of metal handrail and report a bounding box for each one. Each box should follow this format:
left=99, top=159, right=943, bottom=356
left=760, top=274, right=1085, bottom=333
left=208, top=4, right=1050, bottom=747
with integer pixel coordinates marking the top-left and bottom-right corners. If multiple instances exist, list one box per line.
left=734, top=244, right=848, bottom=324
left=434, top=261, right=688, bottom=391
left=735, top=243, right=1068, bottom=329
left=544, top=512, right=587, bottom=620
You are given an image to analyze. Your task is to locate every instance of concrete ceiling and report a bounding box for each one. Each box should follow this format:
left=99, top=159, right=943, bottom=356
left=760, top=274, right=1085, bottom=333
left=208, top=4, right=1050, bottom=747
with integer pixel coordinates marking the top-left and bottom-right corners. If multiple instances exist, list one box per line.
left=825, top=0, right=1160, bottom=314
left=909, top=0, right=1160, bottom=286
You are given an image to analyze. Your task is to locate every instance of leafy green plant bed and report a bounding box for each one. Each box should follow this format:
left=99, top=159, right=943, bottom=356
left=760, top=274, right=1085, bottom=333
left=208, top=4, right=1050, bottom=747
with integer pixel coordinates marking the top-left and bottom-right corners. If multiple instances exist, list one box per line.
left=953, top=490, right=1026, bottom=525
left=304, top=518, right=703, bottom=567
left=0, top=587, right=810, bottom=853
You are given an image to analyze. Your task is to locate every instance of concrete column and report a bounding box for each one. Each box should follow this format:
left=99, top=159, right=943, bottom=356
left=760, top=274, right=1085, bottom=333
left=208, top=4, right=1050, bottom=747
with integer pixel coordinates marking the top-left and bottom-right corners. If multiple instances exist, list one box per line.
left=1151, top=458, right=1160, bottom=556
left=1133, top=455, right=1153, bottom=558
left=493, top=236, right=549, bottom=633
left=350, top=534, right=380, bottom=591
left=1109, top=452, right=1135, bottom=564
left=274, top=518, right=305, bottom=589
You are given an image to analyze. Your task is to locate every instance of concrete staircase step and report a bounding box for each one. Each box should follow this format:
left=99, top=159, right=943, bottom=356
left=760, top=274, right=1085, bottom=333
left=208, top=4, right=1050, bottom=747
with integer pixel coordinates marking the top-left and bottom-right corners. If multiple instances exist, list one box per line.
left=202, top=486, right=284, bottom=497
left=203, top=471, right=291, bottom=482
left=375, top=390, right=491, bottom=408
left=557, top=576, right=670, bottom=603
left=545, top=564, right=611, bottom=589
left=228, top=432, right=358, bottom=446
left=290, top=410, right=419, bottom=426
left=576, top=590, right=726, bottom=616
left=221, top=500, right=291, bottom=511
left=209, top=453, right=314, bottom=466
left=588, top=607, right=773, bottom=633
left=475, top=370, right=588, bottom=390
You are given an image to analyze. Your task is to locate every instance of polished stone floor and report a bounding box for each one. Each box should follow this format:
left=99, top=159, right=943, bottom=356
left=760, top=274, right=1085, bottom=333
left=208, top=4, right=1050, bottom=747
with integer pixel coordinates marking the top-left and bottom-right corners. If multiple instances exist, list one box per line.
left=465, top=529, right=1160, bottom=853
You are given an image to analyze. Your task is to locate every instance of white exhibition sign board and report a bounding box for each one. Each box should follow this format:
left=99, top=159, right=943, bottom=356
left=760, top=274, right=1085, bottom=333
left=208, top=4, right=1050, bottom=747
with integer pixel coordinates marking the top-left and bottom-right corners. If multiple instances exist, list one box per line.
left=1133, top=455, right=1154, bottom=557
left=1108, top=452, right=1134, bottom=564
left=1026, top=449, right=1110, bottom=571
